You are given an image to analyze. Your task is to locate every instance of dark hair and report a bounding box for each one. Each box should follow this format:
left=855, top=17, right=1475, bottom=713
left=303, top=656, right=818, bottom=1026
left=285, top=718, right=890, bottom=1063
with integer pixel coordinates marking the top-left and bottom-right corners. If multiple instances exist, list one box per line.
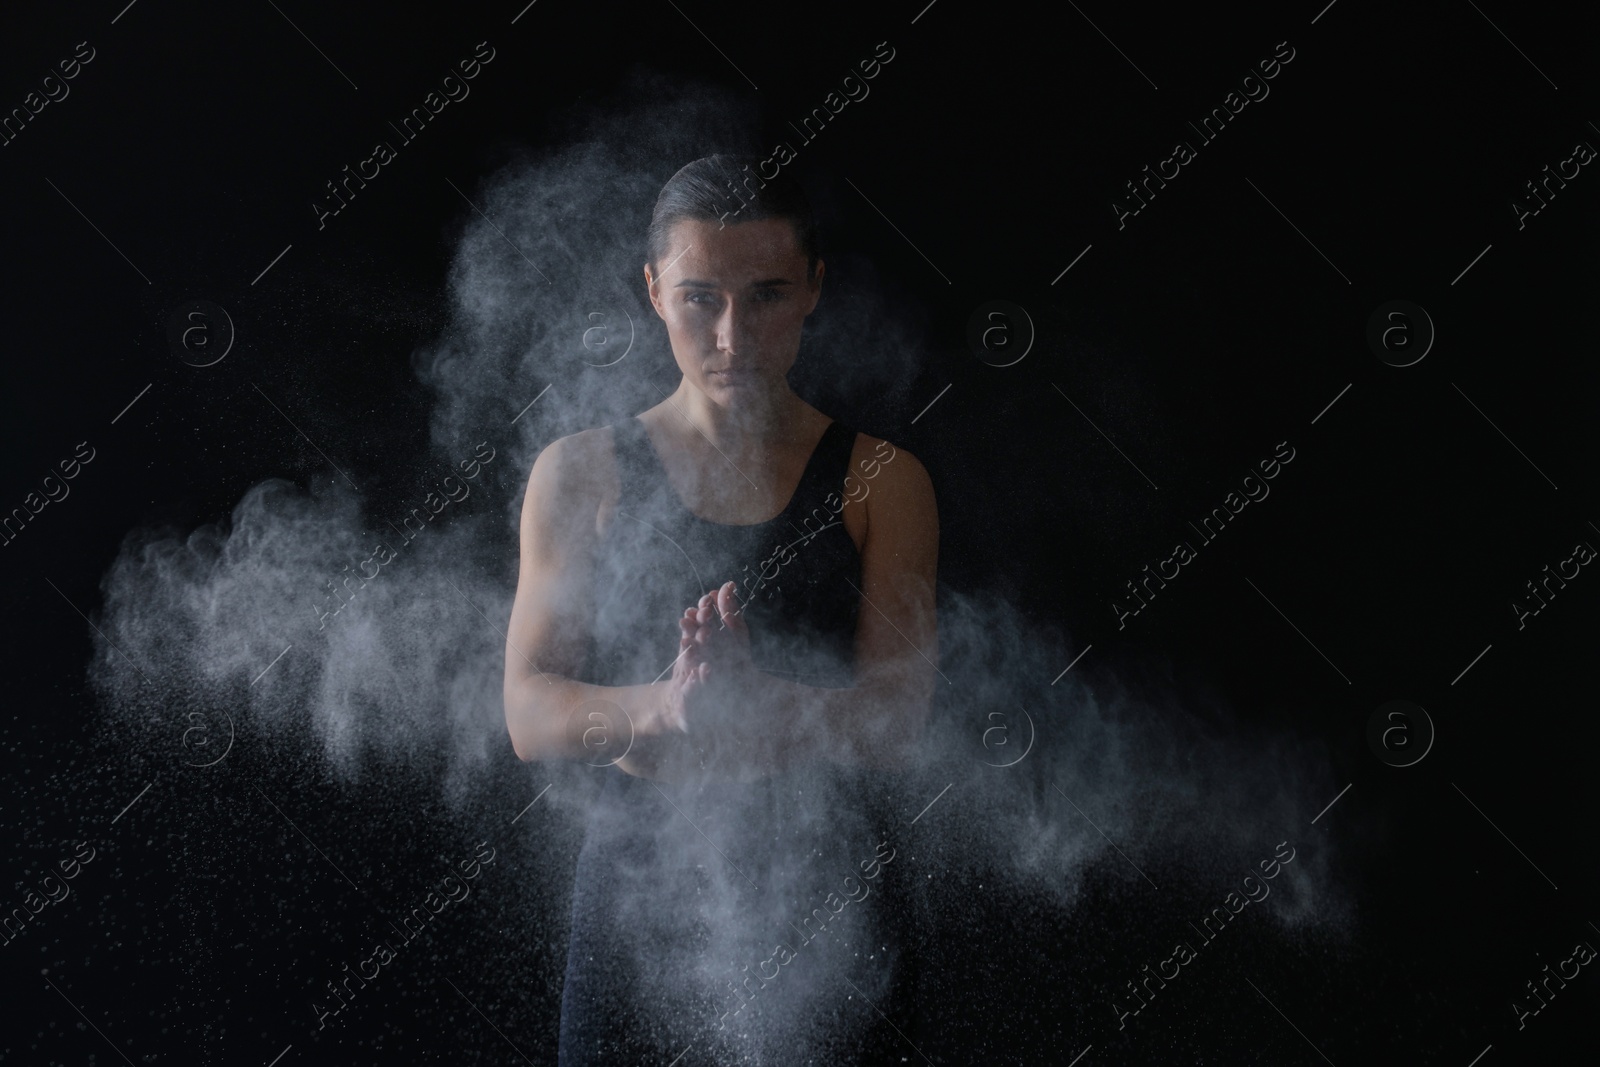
left=647, top=154, right=820, bottom=281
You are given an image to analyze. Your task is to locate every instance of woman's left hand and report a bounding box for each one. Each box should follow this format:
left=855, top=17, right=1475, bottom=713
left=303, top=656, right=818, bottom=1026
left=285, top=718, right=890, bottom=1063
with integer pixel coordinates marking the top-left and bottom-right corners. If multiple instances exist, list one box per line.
left=669, top=581, right=769, bottom=772
left=677, top=581, right=758, bottom=703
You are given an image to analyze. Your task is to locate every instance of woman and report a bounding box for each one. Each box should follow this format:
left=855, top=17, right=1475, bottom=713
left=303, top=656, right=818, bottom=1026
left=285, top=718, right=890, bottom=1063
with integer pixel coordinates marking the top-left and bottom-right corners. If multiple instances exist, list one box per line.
left=502, top=155, right=939, bottom=1063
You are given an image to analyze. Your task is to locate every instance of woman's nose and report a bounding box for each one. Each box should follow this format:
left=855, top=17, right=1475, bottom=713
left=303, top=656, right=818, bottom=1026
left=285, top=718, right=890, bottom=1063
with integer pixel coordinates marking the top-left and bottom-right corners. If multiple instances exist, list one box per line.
left=714, top=303, right=753, bottom=352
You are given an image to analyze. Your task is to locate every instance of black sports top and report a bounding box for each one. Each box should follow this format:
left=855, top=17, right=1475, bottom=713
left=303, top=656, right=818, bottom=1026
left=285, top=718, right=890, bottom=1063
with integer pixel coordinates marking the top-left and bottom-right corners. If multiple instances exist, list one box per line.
left=557, top=414, right=907, bottom=1065
left=582, top=414, right=862, bottom=692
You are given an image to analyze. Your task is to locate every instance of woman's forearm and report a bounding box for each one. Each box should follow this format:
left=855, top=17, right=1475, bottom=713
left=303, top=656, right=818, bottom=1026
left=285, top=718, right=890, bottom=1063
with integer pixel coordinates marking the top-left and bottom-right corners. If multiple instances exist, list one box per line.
left=607, top=675, right=927, bottom=782
left=756, top=669, right=932, bottom=772
left=504, top=665, right=932, bottom=778
left=503, top=670, right=663, bottom=764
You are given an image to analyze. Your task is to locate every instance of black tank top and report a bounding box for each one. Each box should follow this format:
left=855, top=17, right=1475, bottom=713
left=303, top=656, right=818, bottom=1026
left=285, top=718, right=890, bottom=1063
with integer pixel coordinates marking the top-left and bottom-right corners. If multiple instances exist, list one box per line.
left=558, top=414, right=908, bottom=1066
left=583, top=414, right=862, bottom=691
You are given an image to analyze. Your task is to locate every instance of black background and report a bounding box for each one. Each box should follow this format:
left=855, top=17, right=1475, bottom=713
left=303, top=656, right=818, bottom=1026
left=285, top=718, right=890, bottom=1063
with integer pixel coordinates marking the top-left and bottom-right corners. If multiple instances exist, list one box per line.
left=2, top=0, right=1596, bottom=1063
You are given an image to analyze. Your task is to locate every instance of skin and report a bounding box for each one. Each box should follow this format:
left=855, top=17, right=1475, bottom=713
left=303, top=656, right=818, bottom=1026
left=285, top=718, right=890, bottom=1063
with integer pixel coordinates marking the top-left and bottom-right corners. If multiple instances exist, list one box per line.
left=502, top=215, right=939, bottom=782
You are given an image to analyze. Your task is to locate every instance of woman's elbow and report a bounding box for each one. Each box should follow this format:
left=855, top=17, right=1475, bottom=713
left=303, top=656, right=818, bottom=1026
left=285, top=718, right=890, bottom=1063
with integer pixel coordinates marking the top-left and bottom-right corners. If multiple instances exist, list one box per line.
left=503, top=679, right=540, bottom=763
left=504, top=718, right=534, bottom=764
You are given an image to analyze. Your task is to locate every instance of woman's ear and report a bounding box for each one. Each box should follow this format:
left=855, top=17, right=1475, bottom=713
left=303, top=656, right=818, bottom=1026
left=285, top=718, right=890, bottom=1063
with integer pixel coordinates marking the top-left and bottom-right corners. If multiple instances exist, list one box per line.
left=804, top=259, right=825, bottom=313
left=644, top=263, right=667, bottom=320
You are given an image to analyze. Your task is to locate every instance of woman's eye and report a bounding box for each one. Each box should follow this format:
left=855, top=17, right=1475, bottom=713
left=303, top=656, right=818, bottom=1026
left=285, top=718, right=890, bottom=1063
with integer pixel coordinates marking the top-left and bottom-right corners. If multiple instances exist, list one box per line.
left=684, top=290, right=782, bottom=306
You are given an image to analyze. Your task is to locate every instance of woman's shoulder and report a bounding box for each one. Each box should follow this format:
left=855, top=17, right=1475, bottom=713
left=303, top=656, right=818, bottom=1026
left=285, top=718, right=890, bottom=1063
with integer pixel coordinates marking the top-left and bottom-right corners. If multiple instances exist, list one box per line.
left=843, top=430, right=930, bottom=492
left=533, top=419, right=633, bottom=467
left=523, top=424, right=625, bottom=503
left=835, top=430, right=935, bottom=545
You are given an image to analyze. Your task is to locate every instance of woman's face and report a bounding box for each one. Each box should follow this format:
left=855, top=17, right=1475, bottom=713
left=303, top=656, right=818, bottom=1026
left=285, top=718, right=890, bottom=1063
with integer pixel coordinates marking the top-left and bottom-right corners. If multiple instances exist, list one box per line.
left=645, top=217, right=824, bottom=407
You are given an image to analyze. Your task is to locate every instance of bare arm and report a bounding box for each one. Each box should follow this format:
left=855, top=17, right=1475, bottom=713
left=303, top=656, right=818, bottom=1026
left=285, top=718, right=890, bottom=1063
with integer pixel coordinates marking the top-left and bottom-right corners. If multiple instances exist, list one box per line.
left=501, top=433, right=669, bottom=763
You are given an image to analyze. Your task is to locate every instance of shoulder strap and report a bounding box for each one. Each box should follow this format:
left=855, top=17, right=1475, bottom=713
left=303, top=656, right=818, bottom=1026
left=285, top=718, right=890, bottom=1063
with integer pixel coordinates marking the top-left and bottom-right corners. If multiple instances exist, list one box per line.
left=793, top=420, right=858, bottom=506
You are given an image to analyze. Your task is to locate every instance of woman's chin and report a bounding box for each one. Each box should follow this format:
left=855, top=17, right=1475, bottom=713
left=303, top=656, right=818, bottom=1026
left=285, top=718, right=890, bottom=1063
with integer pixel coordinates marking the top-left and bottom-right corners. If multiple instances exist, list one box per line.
left=704, top=374, right=781, bottom=407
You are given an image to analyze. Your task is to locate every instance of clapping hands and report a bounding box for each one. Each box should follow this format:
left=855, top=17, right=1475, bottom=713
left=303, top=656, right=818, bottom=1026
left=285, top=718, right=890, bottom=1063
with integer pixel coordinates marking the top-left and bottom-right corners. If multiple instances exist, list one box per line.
left=657, top=581, right=757, bottom=736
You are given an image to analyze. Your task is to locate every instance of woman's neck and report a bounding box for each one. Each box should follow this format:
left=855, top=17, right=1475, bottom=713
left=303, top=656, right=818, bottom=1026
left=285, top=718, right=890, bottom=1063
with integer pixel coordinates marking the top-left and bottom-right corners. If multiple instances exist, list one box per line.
left=661, top=377, right=809, bottom=450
